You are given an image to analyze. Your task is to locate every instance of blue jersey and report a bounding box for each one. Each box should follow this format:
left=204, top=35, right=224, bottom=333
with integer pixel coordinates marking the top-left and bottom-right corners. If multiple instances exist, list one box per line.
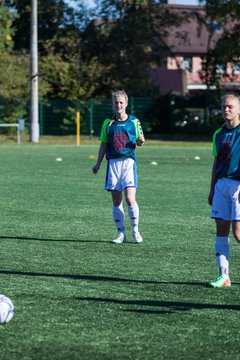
left=212, top=124, right=240, bottom=180
left=99, top=115, right=144, bottom=160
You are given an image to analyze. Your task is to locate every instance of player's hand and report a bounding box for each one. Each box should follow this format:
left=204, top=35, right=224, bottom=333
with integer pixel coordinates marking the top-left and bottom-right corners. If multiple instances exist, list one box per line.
left=137, top=135, right=145, bottom=146
left=92, top=164, right=100, bottom=174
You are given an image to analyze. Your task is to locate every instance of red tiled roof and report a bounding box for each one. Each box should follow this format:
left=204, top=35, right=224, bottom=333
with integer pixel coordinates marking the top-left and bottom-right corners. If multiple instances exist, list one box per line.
left=162, top=5, right=222, bottom=55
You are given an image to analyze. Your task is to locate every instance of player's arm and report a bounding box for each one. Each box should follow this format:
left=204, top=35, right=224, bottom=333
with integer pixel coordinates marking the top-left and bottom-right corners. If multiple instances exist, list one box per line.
left=208, top=157, right=217, bottom=206
left=92, top=142, right=107, bottom=174
left=135, top=119, right=145, bottom=146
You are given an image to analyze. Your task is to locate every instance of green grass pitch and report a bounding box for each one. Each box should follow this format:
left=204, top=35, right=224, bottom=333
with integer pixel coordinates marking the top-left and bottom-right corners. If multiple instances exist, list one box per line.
left=1, top=143, right=240, bottom=360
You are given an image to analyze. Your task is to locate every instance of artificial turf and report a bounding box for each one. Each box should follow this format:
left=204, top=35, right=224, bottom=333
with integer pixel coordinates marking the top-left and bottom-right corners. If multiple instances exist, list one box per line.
left=1, top=143, right=240, bottom=360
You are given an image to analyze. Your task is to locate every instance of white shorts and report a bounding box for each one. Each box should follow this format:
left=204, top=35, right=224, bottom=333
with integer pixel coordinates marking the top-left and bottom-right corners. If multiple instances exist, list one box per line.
left=105, top=157, right=137, bottom=192
left=211, top=178, right=240, bottom=221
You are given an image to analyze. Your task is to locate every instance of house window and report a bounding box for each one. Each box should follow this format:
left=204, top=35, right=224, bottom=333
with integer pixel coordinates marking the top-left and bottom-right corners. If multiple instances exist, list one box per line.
left=208, top=21, right=223, bottom=33
left=181, top=57, right=192, bottom=72
left=216, top=64, right=226, bottom=75
left=206, top=21, right=223, bottom=33
left=233, top=62, right=240, bottom=73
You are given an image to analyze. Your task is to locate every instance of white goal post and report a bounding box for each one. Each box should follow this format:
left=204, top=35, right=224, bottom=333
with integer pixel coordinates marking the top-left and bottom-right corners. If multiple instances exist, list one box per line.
left=0, top=120, right=25, bottom=144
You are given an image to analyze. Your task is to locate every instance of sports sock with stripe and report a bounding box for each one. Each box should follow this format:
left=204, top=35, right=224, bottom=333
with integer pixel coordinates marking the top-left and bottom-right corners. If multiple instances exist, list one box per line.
left=112, top=204, right=125, bottom=235
left=128, top=202, right=139, bottom=234
left=215, top=236, right=230, bottom=276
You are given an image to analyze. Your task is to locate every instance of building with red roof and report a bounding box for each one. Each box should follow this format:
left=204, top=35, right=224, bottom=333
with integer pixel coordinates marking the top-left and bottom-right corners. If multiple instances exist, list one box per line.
left=149, top=1, right=240, bottom=95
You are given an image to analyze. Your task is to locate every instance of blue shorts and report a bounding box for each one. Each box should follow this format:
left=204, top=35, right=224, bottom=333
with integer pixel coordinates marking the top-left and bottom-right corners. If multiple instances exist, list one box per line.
left=105, top=157, right=138, bottom=192
left=211, top=178, right=240, bottom=221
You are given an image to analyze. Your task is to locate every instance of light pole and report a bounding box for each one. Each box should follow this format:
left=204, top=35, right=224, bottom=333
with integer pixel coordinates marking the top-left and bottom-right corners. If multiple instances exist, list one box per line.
left=30, top=0, right=39, bottom=142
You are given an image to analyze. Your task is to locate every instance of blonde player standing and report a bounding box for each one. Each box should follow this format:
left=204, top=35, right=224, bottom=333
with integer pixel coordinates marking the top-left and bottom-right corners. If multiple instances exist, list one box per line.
left=92, top=90, right=145, bottom=244
left=208, top=93, right=240, bottom=287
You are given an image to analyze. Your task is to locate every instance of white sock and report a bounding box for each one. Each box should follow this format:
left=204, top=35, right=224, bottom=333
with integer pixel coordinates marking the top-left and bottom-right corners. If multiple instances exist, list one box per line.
left=112, top=205, right=125, bottom=235
left=215, top=236, right=230, bottom=276
left=128, top=203, right=139, bottom=234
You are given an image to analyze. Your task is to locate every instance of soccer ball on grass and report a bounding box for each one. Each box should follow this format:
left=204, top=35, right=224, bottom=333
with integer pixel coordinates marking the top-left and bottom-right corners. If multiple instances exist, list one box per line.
left=0, top=295, right=14, bottom=324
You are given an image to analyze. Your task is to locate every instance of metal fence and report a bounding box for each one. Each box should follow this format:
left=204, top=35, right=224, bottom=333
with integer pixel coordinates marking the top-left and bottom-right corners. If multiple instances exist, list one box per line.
left=39, top=97, right=156, bottom=136
left=0, top=95, right=220, bottom=137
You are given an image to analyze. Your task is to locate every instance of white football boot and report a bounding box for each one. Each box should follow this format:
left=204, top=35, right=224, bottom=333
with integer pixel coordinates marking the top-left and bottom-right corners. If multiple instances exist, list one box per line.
left=132, top=231, right=143, bottom=244
left=112, top=233, right=127, bottom=244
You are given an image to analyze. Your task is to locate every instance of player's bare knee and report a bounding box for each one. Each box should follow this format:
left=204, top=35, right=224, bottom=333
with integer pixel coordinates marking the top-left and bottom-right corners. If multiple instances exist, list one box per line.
left=125, top=197, right=135, bottom=206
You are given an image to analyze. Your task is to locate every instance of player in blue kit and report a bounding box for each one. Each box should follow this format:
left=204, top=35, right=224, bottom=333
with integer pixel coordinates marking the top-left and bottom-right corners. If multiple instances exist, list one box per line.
left=208, top=93, right=240, bottom=287
left=92, top=90, right=145, bottom=244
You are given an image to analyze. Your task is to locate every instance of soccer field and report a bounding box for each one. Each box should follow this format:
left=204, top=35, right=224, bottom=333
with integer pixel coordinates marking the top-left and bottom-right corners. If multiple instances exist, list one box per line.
left=1, top=144, right=240, bottom=360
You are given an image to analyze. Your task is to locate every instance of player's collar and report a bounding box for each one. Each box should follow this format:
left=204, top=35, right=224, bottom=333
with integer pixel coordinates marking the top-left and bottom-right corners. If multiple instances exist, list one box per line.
left=113, top=114, right=129, bottom=122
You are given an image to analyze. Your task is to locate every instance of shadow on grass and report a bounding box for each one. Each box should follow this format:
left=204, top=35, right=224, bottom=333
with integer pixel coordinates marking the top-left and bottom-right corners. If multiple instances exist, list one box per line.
left=0, top=269, right=205, bottom=286
left=0, top=235, right=161, bottom=246
left=0, top=235, right=104, bottom=244
left=75, top=296, right=240, bottom=312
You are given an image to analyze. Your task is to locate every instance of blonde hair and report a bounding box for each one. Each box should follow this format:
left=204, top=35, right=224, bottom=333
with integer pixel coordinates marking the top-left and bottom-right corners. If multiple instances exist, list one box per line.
left=111, top=90, right=128, bottom=119
left=111, top=90, right=128, bottom=103
left=222, top=93, right=240, bottom=105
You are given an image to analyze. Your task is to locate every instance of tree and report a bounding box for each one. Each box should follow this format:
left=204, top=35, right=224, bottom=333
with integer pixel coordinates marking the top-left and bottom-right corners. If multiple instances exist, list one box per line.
left=81, top=0, right=184, bottom=97
left=0, top=3, right=29, bottom=99
left=198, top=0, right=240, bottom=88
left=1, top=0, right=189, bottom=99
left=5, top=0, right=79, bottom=52
left=9, top=0, right=103, bottom=98
left=194, top=0, right=240, bottom=124
left=0, top=3, right=29, bottom=124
